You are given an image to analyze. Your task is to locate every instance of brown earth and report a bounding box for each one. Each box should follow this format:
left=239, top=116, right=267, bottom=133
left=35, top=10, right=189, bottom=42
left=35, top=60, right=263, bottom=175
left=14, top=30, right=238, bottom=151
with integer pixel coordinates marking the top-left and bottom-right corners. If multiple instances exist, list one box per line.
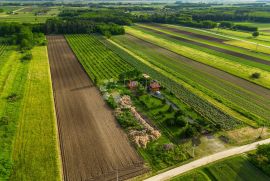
left=138, top=24, right=270, bottom=65
left=47, top=35, right=147, bottom=181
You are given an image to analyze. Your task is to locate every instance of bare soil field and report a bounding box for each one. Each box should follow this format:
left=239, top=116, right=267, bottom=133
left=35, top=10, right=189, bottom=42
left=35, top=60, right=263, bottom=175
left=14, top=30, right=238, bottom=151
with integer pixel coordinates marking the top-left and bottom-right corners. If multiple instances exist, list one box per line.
left=124, top=34, right=270, bottom=101
left=47, top=35, right=147, bottom=181
left=139, top=24, right=270, bottom=66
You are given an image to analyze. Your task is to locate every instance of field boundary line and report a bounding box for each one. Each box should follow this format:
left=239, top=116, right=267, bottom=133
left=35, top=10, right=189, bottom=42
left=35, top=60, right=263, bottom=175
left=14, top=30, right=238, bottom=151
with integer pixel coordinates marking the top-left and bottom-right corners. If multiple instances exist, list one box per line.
left=144, top=138, right=270, bottom=181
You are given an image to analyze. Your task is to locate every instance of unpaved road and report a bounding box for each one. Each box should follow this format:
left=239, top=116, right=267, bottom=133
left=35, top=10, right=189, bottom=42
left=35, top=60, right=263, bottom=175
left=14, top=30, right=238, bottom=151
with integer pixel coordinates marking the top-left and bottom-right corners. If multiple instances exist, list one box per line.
left=47, top=35, right=146, bottom=181
left=145, top=138, right=270, bottom=181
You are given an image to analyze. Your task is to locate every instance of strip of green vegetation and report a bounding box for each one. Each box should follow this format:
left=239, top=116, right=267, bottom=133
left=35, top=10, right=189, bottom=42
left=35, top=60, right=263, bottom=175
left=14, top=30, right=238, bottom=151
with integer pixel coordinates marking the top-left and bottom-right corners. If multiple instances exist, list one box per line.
left=171, top=155, right=270, bottom=181
left=111, top=34, right=270, bottom=126
left=0, top=45, right=60, bottom=180
left=66, top=34, right=134, bottom=84
left=0, top=47, right=29, bottom=180
left=139, top=24, right=270, bottom=64
left=9, top=46, right=61, bottom=181
left=125, top=26, right=270, bottom=89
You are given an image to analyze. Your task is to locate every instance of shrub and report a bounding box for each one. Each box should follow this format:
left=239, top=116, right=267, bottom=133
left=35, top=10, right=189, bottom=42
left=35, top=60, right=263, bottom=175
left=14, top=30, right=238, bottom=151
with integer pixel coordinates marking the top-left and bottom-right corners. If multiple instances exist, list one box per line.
left=106, top=96, right=117, bottom=109
left=6, top=93, right=19, bottom=102
left=251, top=72, right=261, bottom=79
left=21, top=51, right=32, bottom=62
left=0, top=116, right=9, bottom=126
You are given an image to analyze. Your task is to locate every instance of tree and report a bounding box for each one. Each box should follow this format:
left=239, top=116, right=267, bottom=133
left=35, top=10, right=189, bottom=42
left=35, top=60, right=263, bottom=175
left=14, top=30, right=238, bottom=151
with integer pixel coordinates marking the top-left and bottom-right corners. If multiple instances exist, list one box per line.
left=252, top=31, right=260, bottom=38
left=251, top=72, right=261, bottom=79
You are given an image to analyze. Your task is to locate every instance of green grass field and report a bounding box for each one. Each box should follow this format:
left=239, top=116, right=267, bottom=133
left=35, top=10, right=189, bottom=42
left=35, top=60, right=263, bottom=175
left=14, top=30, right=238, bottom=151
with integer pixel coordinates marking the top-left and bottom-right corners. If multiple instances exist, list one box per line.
left=0, top=7, right=59, bottom=23
left=171, top=156, right=270, bottom=181
left=0, top=46, right=61, bottom=180
left=125, top=26, right=270, bottom=89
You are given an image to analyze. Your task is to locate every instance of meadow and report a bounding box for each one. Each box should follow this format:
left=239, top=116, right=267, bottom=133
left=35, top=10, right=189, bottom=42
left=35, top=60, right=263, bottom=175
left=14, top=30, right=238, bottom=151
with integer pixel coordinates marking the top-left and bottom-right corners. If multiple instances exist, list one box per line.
left=0, top=7, right=59, bottom=23
left=171, top=156, right=270, bottom=181
left=0, top=45, right=61, bottom=180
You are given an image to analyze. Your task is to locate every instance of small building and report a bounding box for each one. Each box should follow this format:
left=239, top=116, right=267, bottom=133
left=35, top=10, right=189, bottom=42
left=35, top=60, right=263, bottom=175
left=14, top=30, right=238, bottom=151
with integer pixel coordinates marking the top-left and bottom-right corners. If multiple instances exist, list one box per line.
left=142, top=73, right=150, bottom=79
left=149, top=81, right=161, bottom=92
left=128, top=81, right=138, bottom=90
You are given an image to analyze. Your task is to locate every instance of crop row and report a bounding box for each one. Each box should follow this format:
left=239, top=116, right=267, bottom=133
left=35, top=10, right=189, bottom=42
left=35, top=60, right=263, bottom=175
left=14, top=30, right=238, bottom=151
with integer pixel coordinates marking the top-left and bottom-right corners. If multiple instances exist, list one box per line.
left=66, top=34, right=134, bottom=83
left=111, top=35, right=270, bottom=126
left=102, top=39, right=241, bottom=130
left=125, top=26, right=270, bottom=89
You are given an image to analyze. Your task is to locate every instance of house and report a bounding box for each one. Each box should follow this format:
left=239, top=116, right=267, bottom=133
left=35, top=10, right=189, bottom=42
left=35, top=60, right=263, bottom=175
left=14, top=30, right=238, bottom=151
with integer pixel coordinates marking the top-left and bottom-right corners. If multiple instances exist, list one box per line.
left=128, top=81, right=138, bottom=90
left=149, top=81, right=161, bottom=92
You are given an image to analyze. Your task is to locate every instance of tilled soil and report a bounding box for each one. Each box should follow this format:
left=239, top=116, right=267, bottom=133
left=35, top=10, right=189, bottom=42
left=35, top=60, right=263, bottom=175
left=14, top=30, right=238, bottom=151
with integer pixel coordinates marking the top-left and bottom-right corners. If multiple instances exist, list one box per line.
left=139, top=24, right=270, bottom=65
left=47, top=35, right=147, bottom=181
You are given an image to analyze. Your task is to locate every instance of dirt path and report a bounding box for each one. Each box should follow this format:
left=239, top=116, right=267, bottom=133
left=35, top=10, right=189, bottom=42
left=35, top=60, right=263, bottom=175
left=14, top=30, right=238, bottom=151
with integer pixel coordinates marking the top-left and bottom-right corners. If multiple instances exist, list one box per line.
left=139, top=24, right=270, bottom=66
left=145, top=138, right=270, bottom=181
left=47, top=35, right=146, bottom=181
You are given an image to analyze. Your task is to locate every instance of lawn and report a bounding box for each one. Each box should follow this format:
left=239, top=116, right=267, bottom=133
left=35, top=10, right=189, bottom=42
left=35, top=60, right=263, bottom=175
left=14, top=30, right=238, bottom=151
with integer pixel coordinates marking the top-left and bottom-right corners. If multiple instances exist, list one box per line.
left=171, top=156, right=270, bottom=181
left=125, top=26, right=270, bottom=89
left=0, top=46, right=61, bottom=180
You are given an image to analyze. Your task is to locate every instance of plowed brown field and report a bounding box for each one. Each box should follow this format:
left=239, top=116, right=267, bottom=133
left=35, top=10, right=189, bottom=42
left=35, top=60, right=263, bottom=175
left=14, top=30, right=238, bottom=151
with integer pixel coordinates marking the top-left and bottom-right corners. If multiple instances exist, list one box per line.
left=47, top=35, right=146, bottom=181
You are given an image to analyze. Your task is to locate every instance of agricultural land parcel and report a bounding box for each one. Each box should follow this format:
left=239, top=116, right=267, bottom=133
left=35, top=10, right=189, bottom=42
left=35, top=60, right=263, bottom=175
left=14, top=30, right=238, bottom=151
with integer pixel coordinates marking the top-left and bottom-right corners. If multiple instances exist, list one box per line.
left=0, top=45, right=61, bottom=180
left=171, top=155, right=270, bottom=181
left=47, top=35, right=146, bottom=181
left=110, top=32, right=270, bottom=128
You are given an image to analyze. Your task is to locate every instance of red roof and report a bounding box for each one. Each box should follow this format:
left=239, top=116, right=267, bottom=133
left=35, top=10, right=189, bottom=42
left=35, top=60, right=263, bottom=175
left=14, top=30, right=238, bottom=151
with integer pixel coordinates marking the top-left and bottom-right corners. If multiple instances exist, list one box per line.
left=150, top=82, right=160, bottom=88
left=128, top=81, right=138, bottom=88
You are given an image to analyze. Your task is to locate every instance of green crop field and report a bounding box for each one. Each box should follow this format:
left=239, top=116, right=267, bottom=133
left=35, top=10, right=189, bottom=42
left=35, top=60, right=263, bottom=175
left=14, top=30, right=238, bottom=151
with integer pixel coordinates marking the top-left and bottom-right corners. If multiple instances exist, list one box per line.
left=110, top=33, right=270, bottom=127
left=171, top=156, right=270, bottom=181
left=139, top=24, right=270, bottom=64
left=103, top=38, right=243, bottom=130
left=0, top=46, right=61, bottom=180
left=66, top=34, right=134, bottom=83
left=125, top=26, right=270, bottom=89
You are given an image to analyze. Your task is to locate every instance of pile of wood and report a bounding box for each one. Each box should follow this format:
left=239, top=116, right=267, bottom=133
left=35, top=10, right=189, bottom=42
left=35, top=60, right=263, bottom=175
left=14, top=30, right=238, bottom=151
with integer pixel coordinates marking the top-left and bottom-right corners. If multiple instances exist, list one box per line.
left=119, top=95, right=161, bottom=148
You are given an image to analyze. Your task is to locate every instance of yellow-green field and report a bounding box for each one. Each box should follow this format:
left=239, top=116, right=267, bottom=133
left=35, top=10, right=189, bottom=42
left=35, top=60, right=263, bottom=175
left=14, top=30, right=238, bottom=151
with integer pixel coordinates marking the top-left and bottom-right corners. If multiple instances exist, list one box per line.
left=0, top=46, right=61, bottom=180
left=125, top=26, right=270, bottom=89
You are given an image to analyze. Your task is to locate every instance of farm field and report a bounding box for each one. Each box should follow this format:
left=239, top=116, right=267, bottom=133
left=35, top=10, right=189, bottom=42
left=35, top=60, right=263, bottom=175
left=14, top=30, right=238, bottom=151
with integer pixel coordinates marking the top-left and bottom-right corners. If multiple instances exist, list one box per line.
left=10, top=46, right=61, bottom=181
left=47, top=35, right=146, bottom=181
left=0, top=45, right=60, bottom=180
left=138, top=23, right=270, bottom=64
left=0, top=7, right=59, bottom=23
left=161, top=24, right=270, bottom=55
left=110, top=34, right=270, bottom=127
left=66, top=34, right=134, bottom=83
left=125, top=26, right=270, bottom=89
left=171, top=155, right=270, bottom=181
